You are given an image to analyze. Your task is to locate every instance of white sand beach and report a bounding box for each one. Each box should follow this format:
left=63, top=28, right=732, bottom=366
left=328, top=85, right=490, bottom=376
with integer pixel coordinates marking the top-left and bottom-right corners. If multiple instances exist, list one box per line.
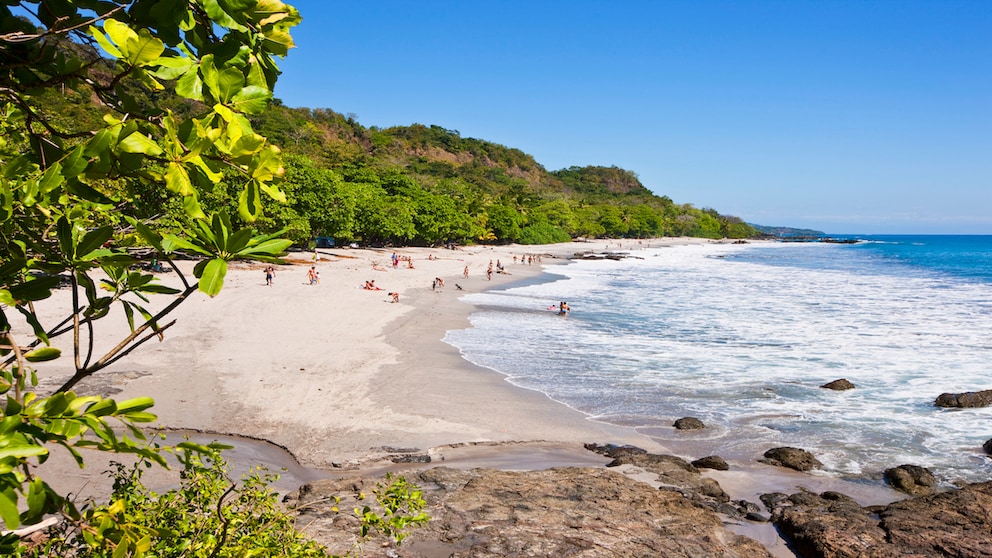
left=27, top=237, right=902, bottom=545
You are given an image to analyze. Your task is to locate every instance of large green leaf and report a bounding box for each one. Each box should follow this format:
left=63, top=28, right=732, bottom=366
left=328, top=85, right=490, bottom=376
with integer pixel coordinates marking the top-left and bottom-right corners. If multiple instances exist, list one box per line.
left=197, top=258, right=227, bottom=297
left=230, top=85, right=271, bottom=114
left=125, top=27, right=166, bottom=66
left=165, top=161, right=194, bottom=195
left=118, top=131, right=163, bottom=156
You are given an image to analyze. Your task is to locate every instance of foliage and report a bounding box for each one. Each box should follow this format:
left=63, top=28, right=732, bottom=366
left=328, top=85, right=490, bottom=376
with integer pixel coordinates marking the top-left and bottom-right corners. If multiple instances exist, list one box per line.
left=0, top=0, right=302, bottom=552
left=353, top=473, right=429, bottom=548
left=22, top=443, right=330, bottom=557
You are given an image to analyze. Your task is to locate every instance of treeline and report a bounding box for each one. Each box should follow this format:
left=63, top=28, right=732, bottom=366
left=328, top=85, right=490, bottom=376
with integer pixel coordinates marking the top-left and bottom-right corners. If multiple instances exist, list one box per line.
left=36, top=83, right=756, bottom=246
left=241, top=105, right=756, bottom=245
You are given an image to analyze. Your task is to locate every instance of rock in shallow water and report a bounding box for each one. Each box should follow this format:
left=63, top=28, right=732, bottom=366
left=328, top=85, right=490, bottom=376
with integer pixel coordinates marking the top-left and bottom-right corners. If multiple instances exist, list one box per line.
left=934, top=389, right=992, bottom=408
left=673, top=416, right=706, bottom=430
left=761, top=447, right=823, bottom=472
left=820, top=378, right=855, bottom=390
left=884, top=464, right=936, bottom=496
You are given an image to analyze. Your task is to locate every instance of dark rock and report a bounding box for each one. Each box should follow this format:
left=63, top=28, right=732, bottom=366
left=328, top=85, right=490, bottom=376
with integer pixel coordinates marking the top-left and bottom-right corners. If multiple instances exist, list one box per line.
left=884, top=464, right=937, bottom=496
left=746, top=511, right=770, bottom=522
left=821, top=378, right=855, bottom=390
left=390, top=453, right=431, bottom=463
left=770, top=481, right=992, bottom=558
left=691, top=455, right=729, bottom=470
left=286, top=466, right=773, bottom=557
left=673, top=416, right=706, bottom=430
left=761, top=447, right=824, bottom=472
left=773, top=490, right=890, bottom=557
left=760, top=492, right=789, bottom=510
left=984, top=438, right=992, bottom=455
left=583, top=442, right=647, bottom=458
left=935, top=389, right=992, bottom=408
left=600, top=451, right=734, bottom=507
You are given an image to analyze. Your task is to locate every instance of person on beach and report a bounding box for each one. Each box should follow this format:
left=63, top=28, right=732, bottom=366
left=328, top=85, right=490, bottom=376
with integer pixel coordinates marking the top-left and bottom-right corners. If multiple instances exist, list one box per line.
left=435, top=277, right=444, bottom=288
left=264, top=265, right=275, bottom=286
left=307, top=266, right=317, bottom=285
left=559, top=301, right=570, bottom=315
left=392, top=252, right=399, bottom=268
left=463, top=265, right=469, bottom=278
left=388, top=292, right=399, bottom=303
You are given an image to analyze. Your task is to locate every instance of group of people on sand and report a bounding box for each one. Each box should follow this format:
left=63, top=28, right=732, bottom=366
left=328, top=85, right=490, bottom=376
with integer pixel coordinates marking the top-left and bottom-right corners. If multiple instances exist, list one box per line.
left=391, top=252, right=415, bottom=269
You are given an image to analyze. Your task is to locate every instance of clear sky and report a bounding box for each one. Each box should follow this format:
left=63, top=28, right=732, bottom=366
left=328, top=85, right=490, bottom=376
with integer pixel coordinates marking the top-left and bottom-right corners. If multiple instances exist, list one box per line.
left=274, top=1, right=991, bottom=235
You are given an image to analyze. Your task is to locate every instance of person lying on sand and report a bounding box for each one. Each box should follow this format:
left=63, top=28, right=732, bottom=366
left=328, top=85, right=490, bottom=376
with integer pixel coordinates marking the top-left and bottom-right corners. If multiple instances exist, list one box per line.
left=363, top=280, right=382, bottom=291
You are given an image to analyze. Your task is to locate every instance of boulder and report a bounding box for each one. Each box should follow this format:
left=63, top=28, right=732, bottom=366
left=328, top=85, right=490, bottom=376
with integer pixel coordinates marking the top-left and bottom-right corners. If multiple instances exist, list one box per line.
left=583, top=442, right=647, bottom=458
left=984, top=439, right=992, bottom=455
left=884, top=464, right=937, bottom=496
left=673, top=416, right=706, bottom=430
left=691, top=455, right=729, bottom=471
left=820, top=378, right=855, bottom=390
left=934, top=389, right=992, bottom=408
left=767, top=482, right=992, bottom=558
left=761, top=447, right=823, bottom=472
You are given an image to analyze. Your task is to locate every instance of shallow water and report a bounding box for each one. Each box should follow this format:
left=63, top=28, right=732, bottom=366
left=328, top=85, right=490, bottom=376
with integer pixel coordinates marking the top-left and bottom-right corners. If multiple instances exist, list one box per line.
left=445, top=238, right=992, bottom=485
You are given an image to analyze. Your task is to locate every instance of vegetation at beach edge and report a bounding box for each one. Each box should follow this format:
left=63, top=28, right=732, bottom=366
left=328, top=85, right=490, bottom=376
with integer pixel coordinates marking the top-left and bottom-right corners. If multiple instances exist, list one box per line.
left=1, top=1, right=426, bottom=555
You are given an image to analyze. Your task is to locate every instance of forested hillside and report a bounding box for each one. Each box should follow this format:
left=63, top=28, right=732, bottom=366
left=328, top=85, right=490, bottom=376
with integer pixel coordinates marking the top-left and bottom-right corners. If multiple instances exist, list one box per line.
left=242, top=103, right=756, bottom=244
left=31, top=69, right=755, bottom=246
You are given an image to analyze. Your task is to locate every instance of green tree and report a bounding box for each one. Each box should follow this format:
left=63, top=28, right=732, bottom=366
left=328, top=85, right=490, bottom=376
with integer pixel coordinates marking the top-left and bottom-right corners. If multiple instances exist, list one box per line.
left=0, top=0, right=304, bottom=551
left=484, top=203, right=522, bottom=243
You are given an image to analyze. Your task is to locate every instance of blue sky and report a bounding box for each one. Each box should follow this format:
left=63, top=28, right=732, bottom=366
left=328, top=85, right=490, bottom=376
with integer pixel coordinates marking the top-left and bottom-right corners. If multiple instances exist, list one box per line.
left=274, top=1, right=991, bottom=234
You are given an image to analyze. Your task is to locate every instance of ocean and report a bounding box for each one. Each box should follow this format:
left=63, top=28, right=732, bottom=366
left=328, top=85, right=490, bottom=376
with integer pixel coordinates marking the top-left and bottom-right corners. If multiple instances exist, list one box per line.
left=444, top=236, right=992, bottom=485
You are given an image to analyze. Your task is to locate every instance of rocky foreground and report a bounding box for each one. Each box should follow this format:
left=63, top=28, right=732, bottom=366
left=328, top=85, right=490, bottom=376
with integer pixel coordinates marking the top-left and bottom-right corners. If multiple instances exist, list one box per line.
left=285, top=444, right=992, bottom=558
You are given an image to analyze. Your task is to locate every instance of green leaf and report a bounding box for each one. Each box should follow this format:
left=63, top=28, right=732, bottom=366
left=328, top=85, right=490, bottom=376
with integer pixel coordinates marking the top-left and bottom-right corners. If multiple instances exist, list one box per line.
left=197, top=258, right=227, bottom=297
left=176, top=66, right=204, bottom=100
left=0, top=490, right=19, bottom=530
left=238, top=180, right=262, bottom=221
left=164, top=161, right=194, bottom=195
left=76, top=226, right=113, bottom=259
left=230, top=85, right=271, bottom=114
left=0, top=444, right=48, bottom=460
left=238, top=238, right=292, bottom=257
left=125, top=27, right=166, bottom=66
left=88, top=24, right=122, bottom=59
left=116, top=397, right=155, bottom=414
left=24, top=347, right=60, bottom=363
left=118, top=131, right=163, bottom=156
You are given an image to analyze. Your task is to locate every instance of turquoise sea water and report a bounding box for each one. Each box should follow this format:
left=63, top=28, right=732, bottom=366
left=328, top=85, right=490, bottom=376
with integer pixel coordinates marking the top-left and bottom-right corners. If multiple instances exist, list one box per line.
left=445, top=236, right=992, bottom=485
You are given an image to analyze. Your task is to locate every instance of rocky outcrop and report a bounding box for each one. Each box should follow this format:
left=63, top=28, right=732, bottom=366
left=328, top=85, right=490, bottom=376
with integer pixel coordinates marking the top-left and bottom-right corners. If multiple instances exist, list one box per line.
left=761, top=447, right=823, bottom=471
left=673, top=416, right=706, bottom=430
left=820, top=378, right=855, bottom=390
left=984, top=438, right=992, bottom=455
left=934, top=389, right=992, bottom=408
left=766, top=482, right=992, bottom=558
left=286, top=466, right=772, bottom=557
left=884, top=464, right=936, bottom=496
left=692, top=455, right=729, bottom=471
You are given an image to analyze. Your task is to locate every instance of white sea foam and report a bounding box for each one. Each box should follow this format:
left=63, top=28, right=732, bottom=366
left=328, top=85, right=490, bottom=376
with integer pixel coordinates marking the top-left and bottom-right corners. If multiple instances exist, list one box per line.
left=444, top=242, right=992, bottom=484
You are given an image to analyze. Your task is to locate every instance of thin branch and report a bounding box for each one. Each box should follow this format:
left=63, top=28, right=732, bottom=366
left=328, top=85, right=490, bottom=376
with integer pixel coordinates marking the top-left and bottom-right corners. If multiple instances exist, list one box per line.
left=98, top=319, right=175, bottom=371
left=56, top=282, right=199, bottom=393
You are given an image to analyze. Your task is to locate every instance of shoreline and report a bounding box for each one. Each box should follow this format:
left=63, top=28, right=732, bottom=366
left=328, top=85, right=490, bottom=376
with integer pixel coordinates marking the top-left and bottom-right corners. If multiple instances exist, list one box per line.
left=31, top=237, right=908, bottom=555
